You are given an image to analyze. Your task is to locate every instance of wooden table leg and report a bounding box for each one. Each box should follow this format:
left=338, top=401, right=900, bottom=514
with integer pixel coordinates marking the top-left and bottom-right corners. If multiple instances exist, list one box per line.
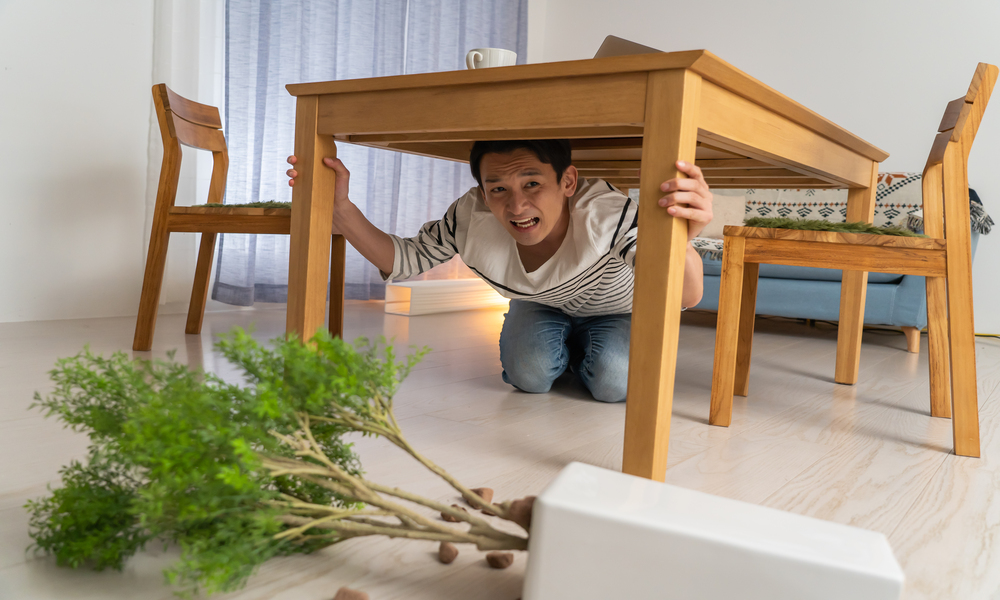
left=328, top=234, right=346, bottom=338
left=287, top=96, right=338, bottom=343
left=622, top=69, right=701, bottom=481
left=834, top=162, right=879, bottom=384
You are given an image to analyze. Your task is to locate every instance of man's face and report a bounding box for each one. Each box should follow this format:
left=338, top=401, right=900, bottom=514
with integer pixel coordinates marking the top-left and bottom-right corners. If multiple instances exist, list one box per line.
left=480, top=149, right=578, bottom=247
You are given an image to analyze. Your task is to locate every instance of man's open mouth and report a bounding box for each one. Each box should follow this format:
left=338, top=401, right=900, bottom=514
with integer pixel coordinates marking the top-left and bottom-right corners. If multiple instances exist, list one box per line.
left=511, top=217, right=539, bottom=229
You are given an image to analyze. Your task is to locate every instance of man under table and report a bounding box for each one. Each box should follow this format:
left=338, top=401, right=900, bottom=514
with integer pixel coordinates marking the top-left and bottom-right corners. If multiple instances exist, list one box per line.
left=282, top=49, right=888, bottom=481
left=289, top=138, right=713, bottom=403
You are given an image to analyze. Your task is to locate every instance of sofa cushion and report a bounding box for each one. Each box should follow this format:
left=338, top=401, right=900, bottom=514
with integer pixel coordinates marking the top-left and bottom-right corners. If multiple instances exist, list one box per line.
left=694, top=274, right=918, bottom=327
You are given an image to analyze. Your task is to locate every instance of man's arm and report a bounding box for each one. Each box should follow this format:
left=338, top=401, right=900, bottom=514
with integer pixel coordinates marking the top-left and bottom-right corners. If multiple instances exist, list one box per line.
left=288, top=155, right=461, bottom=280
left=618, top=237, right=705, bottom=308
left=619, top=161, right=712, bottom=306
left=681, top=243, right=704, bottom=308
left=660, top=160, right=712, bottom=308
left=288, top=155, right=394, bottom=274
left=331, top=195, right=395, bottom=276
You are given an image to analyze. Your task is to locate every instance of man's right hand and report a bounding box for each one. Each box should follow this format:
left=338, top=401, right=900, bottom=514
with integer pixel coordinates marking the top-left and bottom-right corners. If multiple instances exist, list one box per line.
left=285, top=155, right=395, bottom=276
left=287, top=155, right=353, bottom=234
left=286, top=155, right=352, bottom=209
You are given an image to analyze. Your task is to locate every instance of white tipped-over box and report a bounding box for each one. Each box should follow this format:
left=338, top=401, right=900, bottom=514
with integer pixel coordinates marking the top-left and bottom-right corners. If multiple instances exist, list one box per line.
left=523, top=462, right=904, bottom=600
left=384, top=279, right=509, bottom=316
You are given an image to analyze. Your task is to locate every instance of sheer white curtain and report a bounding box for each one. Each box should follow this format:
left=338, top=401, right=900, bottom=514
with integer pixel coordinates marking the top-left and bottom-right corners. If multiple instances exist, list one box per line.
left=214, top=0, right=528, bottom=304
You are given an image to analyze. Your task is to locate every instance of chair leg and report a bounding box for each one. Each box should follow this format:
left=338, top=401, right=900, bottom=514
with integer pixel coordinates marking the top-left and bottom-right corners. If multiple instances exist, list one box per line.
left=186, top=232, right=217, bottom=335
left=834, top=164, right=878, bottom=385
left=328, top=234, right=346, bottom=338
left=133, top=226, right=171, bottom=351
left=710, top=236, right=746, bottom=427
left=947, top=273, right=979, bottom=457
left=901, top=326, right=921, bottom=354
left=926, top=276, right=951, bottom=418
left=734, top=262, right=759, bottom=397
left=942, top=147, right=980, bottom=456
left=944, top=240, right=980, bottom=455
left=834, top=270, right=870, bottom=385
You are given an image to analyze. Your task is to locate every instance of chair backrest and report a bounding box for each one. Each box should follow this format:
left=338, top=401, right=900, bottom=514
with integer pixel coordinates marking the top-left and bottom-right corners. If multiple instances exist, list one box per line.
left=151, top=83, right=229, bottom=206
left=921, top=63, right=997, bottom=240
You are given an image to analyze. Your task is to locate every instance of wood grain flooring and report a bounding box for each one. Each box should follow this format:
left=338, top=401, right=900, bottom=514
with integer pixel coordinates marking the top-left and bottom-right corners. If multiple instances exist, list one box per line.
left=1, top=303, right=999, bottom=599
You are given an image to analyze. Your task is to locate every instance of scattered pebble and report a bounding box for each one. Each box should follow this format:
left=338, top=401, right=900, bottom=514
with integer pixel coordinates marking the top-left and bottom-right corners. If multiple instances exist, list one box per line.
left=486, top=551, right=515, bottom=569
left=441, top=504, right=468, bottom=522
left=438, top=541, right=459, bottom=564
left=508, top=496, right=536, bottom=531
left=469, top=487, right=495, bottom=504
left=333, top=587, right=369, bottom=600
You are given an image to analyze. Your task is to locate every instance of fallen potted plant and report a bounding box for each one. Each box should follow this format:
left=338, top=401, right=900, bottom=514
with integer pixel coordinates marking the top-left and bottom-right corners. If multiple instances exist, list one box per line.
left=26, top=328, right=532, bottom=597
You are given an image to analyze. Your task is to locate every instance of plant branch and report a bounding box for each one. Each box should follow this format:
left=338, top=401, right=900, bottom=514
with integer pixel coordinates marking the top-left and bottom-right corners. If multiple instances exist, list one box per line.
left=261, top=454, right=525, bottom=547
left=391, top=435, right=510, bottom=520
left=285, top=417, right=504, bottom=531
left=308, top=412, right=511, bottom=521
left=262, top=455, right=464, bottom=536
left=275, top=515, right=526, bottom=551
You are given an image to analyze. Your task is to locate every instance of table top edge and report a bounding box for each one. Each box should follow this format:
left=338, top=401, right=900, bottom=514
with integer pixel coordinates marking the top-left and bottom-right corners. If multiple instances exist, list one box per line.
left=285, top=49, right=888, bottom=162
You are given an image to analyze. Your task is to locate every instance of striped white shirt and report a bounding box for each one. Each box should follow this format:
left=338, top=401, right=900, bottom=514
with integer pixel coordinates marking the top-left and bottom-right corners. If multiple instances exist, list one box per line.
left=384, top=178, right=639, bottom=316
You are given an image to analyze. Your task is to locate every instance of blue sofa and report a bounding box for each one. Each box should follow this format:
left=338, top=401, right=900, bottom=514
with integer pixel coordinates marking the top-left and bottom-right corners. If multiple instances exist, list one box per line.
left=689, top=173, right=991, bottom=342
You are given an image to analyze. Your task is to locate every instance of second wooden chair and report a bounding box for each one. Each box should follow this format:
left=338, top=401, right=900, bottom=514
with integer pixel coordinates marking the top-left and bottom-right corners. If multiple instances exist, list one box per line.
left=133, top=84, right=345, bottom=351
left=709, top=63, right=997, bottom=457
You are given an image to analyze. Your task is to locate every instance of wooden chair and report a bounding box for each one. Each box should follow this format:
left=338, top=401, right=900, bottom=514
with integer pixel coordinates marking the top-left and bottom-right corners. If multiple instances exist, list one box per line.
left=709, top=63, right=997, bottom=457
left=133, top=84, right=346, bottom=351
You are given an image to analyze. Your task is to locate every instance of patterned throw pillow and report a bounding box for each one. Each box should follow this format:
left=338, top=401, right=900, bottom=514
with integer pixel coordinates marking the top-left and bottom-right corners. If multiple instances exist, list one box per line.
left=740, top=172, right=923, bottom=228
left=691, top=237, right=725, bottom=261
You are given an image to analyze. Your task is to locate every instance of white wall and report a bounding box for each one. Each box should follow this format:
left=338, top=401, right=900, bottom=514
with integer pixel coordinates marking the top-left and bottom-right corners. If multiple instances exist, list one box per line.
left=526, top=0, right=549, bottom=64
left=530, top=0, right=1000, bottom=333
left=0, top=1, right=155, bottom=323
left=3, top=1, right=996, bottom=331
left=146, top=0, right=226, bottom=307
left=0, top=0, right=226, bottom=325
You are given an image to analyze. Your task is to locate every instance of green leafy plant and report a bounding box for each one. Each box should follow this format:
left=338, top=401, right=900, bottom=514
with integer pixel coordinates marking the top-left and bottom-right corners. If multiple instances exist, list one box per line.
left=26, top=329, right=528, bottom=597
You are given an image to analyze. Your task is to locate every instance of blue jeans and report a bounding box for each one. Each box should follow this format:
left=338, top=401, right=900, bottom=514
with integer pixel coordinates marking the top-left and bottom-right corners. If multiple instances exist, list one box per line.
left=499, top=300, right=631, bottom=403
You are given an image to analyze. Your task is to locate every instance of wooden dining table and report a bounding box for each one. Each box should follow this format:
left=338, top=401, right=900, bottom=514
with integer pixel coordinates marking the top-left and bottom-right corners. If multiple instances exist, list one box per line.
left=283, top=50, right=888, bottom=482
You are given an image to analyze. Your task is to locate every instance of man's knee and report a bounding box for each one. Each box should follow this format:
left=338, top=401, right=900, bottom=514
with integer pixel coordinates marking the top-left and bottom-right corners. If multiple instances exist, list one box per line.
left=501, top=329, right=568, bottom=393
left=502, top=358, right=564, bottom=394
left=580, top=358, right=628, bottom=402
left=499, top=301, right=570, bottom=394
left=576, top=321, right=630, bottom=403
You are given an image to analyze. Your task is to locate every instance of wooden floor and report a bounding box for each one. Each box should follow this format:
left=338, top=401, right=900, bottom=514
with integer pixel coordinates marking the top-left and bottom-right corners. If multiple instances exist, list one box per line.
left=2, top=302, right=999, bottom=600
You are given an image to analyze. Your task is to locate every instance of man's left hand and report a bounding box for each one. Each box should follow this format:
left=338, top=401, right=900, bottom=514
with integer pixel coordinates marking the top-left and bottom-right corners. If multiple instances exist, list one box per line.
left=658, top=160, right=713, bottom=241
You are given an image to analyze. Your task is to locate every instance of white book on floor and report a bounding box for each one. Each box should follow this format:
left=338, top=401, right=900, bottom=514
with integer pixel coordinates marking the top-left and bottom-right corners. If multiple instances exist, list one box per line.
left=384, top=279, right=509, bottom=316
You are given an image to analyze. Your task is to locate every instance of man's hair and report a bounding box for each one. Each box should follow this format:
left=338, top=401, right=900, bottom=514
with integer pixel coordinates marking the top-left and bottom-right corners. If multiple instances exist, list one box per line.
left=469, top=139, right=572, bottom=188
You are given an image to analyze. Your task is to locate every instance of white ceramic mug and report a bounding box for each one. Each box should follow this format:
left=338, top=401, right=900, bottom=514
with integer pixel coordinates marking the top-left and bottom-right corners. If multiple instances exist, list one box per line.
left=466, top=48, right=517, bottom=69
